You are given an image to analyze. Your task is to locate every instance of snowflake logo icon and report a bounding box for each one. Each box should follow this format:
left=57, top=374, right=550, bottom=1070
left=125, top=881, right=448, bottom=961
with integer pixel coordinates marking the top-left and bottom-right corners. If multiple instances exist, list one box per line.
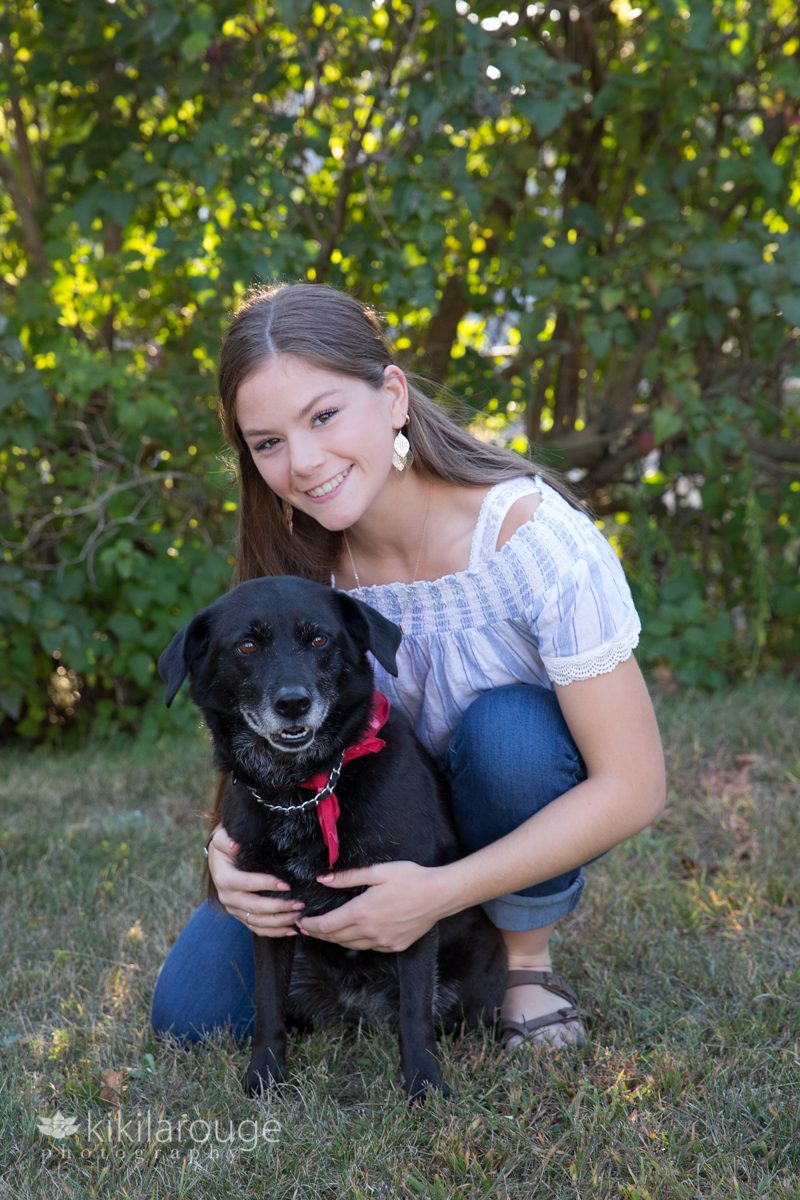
left=37, top=1111, right=81, bottom=1139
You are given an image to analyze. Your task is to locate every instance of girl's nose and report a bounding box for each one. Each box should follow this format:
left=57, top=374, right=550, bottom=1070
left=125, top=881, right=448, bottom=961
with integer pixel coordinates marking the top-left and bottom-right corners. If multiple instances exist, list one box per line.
left=288, top=435, right=326, bottom=480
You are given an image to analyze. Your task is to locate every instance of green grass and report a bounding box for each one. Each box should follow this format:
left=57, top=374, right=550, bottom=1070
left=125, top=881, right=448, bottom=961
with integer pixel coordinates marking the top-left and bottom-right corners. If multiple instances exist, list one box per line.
left=1, top=679, right=798, bottom=1199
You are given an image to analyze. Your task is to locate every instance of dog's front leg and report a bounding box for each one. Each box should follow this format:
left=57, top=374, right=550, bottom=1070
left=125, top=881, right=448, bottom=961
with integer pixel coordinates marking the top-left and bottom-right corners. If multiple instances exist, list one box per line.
left=245, top=934, right=294, bottom=1096
left=396, top=929, right=449, bottom=1103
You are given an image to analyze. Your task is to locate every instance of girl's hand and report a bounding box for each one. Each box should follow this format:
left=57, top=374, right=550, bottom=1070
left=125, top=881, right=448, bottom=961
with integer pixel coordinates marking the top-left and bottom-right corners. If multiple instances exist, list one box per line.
left=297, top=861, right=447, bottom=952
left=206, top=826, right=305, bottom=937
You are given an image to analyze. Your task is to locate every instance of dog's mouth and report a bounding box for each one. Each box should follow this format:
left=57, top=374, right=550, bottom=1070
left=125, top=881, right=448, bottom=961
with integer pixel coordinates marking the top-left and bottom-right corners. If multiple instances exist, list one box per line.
left=270, top=724, right=315, bottom=751
left=240, top=703, right=327, bottom=755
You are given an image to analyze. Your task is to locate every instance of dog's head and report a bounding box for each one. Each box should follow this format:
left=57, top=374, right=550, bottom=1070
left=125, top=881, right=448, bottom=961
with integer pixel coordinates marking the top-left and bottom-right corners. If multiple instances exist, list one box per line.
left=158, top=576, right=401, bottom=772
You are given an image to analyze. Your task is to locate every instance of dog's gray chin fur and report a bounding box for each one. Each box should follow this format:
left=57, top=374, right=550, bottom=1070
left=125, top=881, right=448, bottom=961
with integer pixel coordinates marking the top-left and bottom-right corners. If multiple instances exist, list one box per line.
left=230, top=727, right=341, bottom=791
left=240, top=699, right=328, bottom=746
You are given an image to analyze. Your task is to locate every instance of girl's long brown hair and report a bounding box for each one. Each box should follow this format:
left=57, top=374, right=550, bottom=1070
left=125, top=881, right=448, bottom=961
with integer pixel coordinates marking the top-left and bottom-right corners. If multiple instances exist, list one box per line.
left=218, top=282, right=575, bottom=585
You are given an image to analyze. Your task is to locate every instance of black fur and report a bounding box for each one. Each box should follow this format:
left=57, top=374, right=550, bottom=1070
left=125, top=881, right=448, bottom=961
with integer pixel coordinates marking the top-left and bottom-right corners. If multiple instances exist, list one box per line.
left=159, top=575, right=505, bottom=1102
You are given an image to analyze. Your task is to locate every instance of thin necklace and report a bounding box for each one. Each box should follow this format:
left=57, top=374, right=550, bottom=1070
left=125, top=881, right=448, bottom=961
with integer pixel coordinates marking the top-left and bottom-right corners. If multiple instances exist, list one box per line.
left=343, top=487, right=431, bottom=588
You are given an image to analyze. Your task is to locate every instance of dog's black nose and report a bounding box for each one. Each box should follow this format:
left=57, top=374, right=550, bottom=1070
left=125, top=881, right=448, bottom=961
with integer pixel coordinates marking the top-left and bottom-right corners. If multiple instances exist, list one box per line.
left=273, top=687, right=312, bottom=719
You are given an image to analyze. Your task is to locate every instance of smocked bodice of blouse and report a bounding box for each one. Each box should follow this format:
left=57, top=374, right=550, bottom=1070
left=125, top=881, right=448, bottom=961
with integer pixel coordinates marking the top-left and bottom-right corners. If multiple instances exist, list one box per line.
left=344, top=475, right=641, bottom=765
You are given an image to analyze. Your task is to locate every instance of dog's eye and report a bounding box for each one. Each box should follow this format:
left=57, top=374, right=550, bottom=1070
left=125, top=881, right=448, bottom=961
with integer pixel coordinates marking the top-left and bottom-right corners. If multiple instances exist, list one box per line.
left=311, top=635, right=328, bottom=648
left=237, top=640, right=257, bottom=655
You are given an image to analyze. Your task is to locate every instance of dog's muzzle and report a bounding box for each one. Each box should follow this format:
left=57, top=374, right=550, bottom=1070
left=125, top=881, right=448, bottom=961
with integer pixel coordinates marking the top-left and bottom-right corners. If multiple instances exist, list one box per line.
left=240, top=691, right=328, bottom=754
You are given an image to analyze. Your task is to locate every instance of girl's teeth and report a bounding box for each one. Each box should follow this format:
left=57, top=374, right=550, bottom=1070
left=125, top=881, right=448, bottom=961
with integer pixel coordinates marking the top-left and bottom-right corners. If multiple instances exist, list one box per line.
left=308, top=470, right=347, bottom=498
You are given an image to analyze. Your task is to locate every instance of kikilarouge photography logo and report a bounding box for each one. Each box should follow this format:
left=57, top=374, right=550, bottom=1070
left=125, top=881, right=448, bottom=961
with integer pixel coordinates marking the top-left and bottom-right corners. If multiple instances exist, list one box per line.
left=37, top=1107, right=280, bottom=1164
left=37, top=1112, right=81, bottom=1140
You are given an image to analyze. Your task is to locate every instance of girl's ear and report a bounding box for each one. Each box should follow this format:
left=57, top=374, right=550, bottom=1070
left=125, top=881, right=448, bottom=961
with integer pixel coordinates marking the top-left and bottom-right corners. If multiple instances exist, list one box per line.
left=382, top=364, right=409, bottom=428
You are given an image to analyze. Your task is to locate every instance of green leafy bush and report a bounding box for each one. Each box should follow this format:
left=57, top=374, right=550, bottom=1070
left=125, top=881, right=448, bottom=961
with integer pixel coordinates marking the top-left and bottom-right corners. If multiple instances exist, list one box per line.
left=1, top=0, right=798, bottom=739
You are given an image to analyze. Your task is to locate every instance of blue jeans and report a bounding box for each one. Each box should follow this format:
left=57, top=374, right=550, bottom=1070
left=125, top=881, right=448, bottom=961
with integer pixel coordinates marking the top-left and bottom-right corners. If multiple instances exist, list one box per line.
left=151, top=683, right=586, bottom=1042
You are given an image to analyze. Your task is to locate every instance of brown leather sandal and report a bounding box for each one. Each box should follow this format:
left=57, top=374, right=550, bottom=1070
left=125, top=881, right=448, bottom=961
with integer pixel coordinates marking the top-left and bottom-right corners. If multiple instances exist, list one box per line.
left=500, top=968, right=587, bottom=1052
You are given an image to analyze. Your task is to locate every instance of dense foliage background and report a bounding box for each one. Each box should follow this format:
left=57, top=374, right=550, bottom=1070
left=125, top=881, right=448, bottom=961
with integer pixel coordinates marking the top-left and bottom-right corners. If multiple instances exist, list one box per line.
left=1, top=0, right=798, bottom=741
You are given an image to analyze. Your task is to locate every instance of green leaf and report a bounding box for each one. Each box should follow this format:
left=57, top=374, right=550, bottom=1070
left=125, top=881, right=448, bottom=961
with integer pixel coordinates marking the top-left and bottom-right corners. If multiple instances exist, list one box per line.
left=419, top=101, right=445, bottom=141
left=777, top=293, right=800, bottom=327
left=703, top=311, right=725, bottom=341
left=543, top=243, right=583, bottom=282
left=585, top=326, right=612, bottom=359
left=22, top=381, right=51, bottom=419
left=708, top=275, right=737, bottom=306
left=150, top=9, right=181, bottom=44
left=516, top=95, right=569, bottom=138
left=0, top=685, right=24, bottom=720
left=749, top=289, right=773, bottom=318
left=128, top=652, right=153, bottom=687
left=40, top=630, right=63, bottom=656
left=717, top=242, right=761, bottom=268
left=180, top=30, right=211, bottom=61
left=108, top=613, right=143, bottom=640
left=652, top=410, right=683, bottom=446
left=599, top=286, right=625, bottom=313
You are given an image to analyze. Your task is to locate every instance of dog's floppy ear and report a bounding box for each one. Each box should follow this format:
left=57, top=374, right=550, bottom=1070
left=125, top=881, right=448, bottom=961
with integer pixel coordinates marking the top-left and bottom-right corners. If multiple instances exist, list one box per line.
left=333, top=591, right=402, bottom=677
left=158, top=612, right=211, bottom=706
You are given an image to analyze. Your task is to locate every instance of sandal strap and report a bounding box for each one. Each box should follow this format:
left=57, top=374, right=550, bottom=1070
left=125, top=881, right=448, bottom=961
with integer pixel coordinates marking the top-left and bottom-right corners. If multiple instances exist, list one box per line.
left=500, top=1006, right=581, bottom=1040
left=504, top=968, right=579, bottom=1009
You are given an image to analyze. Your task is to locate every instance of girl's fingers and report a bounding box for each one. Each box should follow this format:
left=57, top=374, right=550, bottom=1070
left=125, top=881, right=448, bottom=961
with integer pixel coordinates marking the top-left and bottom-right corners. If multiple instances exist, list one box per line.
left=209, top=848, right=291, bottom=894
left=223, top=869, right=292, bottom=893
left=236, top=903, right=304, bottom=938
left=219, top=889, right=304, bottom=916
left=208, top=826, right=302, bottom=934
left=247, top=911, right=301, bottom=933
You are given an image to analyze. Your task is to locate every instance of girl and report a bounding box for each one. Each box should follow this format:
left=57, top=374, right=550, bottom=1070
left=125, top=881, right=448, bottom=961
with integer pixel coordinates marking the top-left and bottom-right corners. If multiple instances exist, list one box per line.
left=152, top=282, right=665, bottom=1052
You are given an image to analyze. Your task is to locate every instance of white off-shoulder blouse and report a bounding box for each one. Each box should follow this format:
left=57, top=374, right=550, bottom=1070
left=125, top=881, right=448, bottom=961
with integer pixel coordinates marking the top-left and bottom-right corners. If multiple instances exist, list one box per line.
left=344, top=475, right=642, bottom=765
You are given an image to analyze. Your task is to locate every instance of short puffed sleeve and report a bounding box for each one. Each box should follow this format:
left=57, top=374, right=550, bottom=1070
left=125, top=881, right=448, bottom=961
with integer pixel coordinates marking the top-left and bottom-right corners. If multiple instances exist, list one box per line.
left=533, top=527, right=642, bottom=686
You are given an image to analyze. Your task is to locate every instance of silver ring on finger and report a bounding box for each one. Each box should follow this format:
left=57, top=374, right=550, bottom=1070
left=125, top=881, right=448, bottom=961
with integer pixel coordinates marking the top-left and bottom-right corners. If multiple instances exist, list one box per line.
left=244, top=911, right=251, bottom=926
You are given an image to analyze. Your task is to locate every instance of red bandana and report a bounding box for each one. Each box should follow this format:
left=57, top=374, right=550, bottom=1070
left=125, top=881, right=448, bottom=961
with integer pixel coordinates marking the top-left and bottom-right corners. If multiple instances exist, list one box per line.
left=298, top=690, right=390, bottom=868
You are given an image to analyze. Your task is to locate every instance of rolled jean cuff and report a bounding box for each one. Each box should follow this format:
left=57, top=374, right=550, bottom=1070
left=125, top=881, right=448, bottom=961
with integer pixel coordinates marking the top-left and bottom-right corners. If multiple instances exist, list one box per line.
left=480, top=872, right=585, bottom=932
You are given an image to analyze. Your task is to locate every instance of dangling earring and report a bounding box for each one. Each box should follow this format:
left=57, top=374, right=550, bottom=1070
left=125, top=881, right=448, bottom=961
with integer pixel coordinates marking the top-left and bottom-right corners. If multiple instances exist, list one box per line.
left=392, top=420, right=411, bottom=472
left=281, top=499, right=294, bottom=536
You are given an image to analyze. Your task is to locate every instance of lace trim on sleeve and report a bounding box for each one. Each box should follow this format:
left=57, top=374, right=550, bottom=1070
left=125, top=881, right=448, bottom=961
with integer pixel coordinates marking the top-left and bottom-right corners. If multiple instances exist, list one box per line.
left=543, top=616, right=641, bottom=686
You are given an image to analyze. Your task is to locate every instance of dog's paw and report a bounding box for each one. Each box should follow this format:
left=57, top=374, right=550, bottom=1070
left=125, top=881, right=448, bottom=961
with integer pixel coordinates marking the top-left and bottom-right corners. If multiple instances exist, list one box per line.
left=405, top=1072, right=451, bottom=1105
left=243, top=1057, right=286, bottom=1097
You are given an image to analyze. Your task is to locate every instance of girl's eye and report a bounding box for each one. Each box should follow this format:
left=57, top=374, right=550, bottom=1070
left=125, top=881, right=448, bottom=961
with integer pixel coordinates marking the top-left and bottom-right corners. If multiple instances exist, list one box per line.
left=311, top=635, right=328, bottom=648
left=312, top=408, right=337, bottom=427
left=253, top=438, right=279, bottom=454
left=238, top=640, right=257, bottom=655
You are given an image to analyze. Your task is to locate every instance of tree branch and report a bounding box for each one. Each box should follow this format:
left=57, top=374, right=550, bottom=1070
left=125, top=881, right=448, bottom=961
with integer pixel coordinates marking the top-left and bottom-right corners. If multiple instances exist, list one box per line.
left=7, top=92, right=42, bottom=209
left=2, top=472, right=189, bottom=557
left=420, top=273, right=469, bottom=382
left=0, top=149, right=48, bottom=273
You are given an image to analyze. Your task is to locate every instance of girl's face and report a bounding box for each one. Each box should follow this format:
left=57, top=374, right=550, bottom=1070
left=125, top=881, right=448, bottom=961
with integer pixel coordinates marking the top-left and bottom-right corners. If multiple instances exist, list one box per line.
left=235, top=354, right=408, bottom=531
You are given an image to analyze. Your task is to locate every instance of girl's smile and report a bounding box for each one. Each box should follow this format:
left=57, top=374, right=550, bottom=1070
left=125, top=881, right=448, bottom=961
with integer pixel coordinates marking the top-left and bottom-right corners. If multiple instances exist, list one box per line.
left=304, top=465, right=353, bottom=501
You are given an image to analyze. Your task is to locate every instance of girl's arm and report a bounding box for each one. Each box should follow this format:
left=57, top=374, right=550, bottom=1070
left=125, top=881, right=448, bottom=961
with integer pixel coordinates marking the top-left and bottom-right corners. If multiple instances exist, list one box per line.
left=297, top=656, right=665, bottom=950
left=435, top=654, right=665, bottom=911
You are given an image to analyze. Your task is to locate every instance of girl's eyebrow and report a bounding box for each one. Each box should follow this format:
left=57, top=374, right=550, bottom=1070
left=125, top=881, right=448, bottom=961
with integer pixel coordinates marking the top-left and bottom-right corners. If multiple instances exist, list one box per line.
left=241, top=388, right=342, bottom=438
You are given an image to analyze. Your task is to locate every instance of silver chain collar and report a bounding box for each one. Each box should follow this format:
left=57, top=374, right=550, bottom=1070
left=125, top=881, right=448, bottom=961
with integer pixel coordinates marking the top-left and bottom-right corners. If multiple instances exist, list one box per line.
left=232, top=752, right=345, bottom=815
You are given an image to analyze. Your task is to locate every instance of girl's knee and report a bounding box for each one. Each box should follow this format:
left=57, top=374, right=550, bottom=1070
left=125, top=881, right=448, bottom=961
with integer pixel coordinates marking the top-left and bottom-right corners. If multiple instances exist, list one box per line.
left=449, top=684, right=584, bottom=798
left=149, top=902, right=255, bottom=1044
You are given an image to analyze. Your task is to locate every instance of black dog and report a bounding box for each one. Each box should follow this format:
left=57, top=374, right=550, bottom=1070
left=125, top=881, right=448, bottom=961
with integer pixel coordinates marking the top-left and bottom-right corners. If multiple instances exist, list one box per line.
left=158, top=576, right=505, bottom=1101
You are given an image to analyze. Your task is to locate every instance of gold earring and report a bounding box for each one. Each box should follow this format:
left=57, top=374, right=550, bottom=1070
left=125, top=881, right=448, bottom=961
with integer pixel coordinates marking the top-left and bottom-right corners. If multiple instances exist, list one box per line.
left=392, top=423, right=411, bottom=472
left=281, top=499, right=294, bottom=536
